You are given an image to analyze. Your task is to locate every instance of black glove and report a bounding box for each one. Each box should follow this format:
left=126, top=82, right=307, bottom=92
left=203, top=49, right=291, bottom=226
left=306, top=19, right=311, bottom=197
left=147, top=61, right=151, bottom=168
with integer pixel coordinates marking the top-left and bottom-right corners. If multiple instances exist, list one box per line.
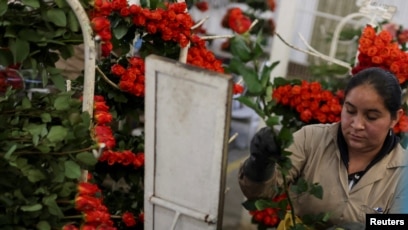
left=243, top=127, right=281, bottom=182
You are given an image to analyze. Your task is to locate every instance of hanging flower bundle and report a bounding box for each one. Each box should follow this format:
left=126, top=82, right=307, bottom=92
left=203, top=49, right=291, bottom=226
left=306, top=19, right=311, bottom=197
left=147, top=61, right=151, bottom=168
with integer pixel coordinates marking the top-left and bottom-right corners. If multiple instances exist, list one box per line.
left=272, top=80, right=343, bottom=124
left=352, top=24, right=408, bottom=135
left=352, top=24, right=408, bottom=84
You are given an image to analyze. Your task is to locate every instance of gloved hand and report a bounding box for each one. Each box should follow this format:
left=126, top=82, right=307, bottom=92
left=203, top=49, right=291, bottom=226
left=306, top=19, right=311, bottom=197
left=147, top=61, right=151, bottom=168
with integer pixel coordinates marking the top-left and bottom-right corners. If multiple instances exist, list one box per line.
left=243, top=127, right=281, bottom=182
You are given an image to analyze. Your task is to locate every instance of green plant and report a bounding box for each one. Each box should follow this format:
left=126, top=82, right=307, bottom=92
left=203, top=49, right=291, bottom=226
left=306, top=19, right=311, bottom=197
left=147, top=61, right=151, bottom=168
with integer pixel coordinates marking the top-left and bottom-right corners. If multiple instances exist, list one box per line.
left=226, top=30, right=331, bottom=229
left=0, top=88, right=94, bottom=228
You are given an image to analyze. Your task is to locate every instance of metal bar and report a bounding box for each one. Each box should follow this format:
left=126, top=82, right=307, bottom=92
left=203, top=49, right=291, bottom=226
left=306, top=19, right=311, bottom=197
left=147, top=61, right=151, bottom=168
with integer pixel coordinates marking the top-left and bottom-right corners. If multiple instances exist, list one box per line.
left=170, top=212, right=181, bottom=230
left=150, top=196, right=217, bottom=224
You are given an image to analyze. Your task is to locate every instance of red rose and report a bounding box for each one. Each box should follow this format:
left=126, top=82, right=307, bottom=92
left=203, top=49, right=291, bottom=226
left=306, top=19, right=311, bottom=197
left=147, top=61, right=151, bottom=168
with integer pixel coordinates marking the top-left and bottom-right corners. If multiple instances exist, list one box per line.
left=78, top=182, right=101, bottom=196
left=195, top=1, right=209, bottom=12
left=91, top=17, right=110, bottom=32
left=122, top=211, right=137, bottom=227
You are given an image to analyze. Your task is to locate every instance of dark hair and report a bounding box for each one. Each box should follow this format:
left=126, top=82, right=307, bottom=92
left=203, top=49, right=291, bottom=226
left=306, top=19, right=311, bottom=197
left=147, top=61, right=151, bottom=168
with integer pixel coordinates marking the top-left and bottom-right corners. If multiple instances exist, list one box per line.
left=344, top=67, right=402, bottom=118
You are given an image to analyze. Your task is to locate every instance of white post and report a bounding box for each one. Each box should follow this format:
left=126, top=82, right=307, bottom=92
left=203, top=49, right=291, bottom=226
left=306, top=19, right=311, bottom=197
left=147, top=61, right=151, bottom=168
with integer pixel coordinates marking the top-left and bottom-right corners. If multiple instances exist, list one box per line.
left=269, top=0, right=298, bottom=80
left=65, top=0, right=96, bottom=117
left=65, top=0, right=96, bottom=182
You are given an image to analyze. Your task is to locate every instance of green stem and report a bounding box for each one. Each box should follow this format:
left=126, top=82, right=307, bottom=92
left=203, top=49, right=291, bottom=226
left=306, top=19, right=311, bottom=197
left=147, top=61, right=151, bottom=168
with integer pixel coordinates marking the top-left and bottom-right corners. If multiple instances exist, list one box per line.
left=62, top=214, right=122, bottom=219
left=62, top=215, right=82, bottom=219
left=260, top=97, right=297, bottom=227
left=10, top=147, right=94, bottom=156
left=282, top=174, right=297, bottom=228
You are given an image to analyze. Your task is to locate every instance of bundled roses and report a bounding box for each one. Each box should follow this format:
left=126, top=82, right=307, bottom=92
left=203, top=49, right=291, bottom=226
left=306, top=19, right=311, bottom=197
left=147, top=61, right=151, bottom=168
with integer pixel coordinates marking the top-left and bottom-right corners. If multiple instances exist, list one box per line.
left=352, top=25, right=408, bottom=84
left=272, top=80, right=342, bottom=124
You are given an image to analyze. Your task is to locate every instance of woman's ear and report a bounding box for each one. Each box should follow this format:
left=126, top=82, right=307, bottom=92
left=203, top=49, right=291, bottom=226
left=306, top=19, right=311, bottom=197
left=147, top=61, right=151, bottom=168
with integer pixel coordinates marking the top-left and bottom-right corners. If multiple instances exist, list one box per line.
left=391, top=108, right=404, bottom=128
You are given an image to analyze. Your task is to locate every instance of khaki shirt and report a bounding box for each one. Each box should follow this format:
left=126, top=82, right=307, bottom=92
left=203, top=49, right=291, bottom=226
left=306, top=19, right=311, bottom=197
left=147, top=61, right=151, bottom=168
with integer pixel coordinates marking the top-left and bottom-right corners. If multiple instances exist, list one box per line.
left=239, top=123, right=407, bottom=225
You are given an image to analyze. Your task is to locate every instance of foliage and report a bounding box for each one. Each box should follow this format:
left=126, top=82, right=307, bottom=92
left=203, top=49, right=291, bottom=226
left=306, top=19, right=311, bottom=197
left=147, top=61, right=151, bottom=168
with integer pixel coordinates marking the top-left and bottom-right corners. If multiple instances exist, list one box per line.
left=0, top=0, right=226, bottom=229
left=0, top=88, right=93, bottom=229
left=226, top=29, right=331, bottom=229
left=0, top=0, right=88, bottom=90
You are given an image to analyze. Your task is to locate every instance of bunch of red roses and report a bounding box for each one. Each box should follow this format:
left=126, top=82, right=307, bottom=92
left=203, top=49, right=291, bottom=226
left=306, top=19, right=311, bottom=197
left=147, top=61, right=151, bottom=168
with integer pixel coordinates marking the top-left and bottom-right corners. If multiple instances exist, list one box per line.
left=352, top=24, right=408, bottom=134
left=110, top=57, right=145, bottom=97
left=63, top=181, right=144, bottom=229
left=221, top=7, right=252, bottom=35
left=249, top=193, right=289, bottom=228
left=272, top=80, right=343, bottom=124
left=187, top=35, right=225, bottom=74
left=63, top=182, right=114, bottom=229
left=91, top=0, right=245, bottom=96
left=92, top=95, right=145, bottom=168
left=90, top=0, right=194, bottom=56
left=352, top=24, right=408, bottom=84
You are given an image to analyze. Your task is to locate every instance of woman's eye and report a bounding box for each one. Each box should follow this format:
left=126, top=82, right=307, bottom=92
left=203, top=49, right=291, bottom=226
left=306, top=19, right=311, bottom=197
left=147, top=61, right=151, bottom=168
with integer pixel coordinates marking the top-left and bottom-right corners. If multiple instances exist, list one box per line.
left=366, top=115, right=378, bottom=120
left=346, top=109, right=356, bottom=114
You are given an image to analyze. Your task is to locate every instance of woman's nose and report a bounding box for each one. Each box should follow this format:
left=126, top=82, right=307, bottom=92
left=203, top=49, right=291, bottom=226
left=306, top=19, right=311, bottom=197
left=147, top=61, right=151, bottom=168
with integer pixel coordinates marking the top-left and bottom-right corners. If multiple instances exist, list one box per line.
left=351, top=114, right=365, bottom=130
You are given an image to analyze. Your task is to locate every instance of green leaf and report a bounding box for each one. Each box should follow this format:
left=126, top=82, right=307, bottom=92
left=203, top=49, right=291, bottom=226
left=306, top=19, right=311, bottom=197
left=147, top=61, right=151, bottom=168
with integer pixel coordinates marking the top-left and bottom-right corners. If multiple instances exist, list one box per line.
left=227, top=57, right=243, bottom=74
left=67, top=10, right=80, bottom=32
left=0, top=49, right=13, bottom=67
left=43, top=194, right=64, bottom=217
left=76, top=152, right=98, bottom=166
left=50, top=161, right=64, bottom=183
left=59, top=181, right=76, bottom=197
left=265, top=116, right=280, bottom=127
left=4, top=27, right=17, bottom=38
left=236, top=96, right=264, bottom=118
left=230, top=36, right=252, bottom=62
left=18, top=29, right=44, bottom=42
left=291, top=177, right=308, bottom=194
left=40, top=113, right=52, bottom=123
left=252, top=42, right=264, bottom=60
left=21, top=97, right=32, bottom=109
left=27, top=169, right=46, bottom=183
left=21, top=203, right=42, bottom=212
left=50, top=73, right=67, bottom=91
left=36, top=221, right=51, bottom=230
left=273, top=77, right=292, bottom=87
left=4, top=144, right=16, bottom=160
left=321, top=212, right=331, bottom=222
left=54, top=0, right=69, bottom=7
left=0, top=0, right=7, bottom=16
left=310, top=183, right=324, bottom=199
left=21, top=0, right=40, bottom=8
left=238, top=66, right=262, bottom=94
left=53, top=94, right=70, bottom=111
left=36, top=144, right=51, bottom=153
left=265, top=85, right=273, bottom=102
left=9, top=38, right=30, bottom=64
left=25, top=123, right=47, bottom=137
left=241, top=200, right=257, bottom=211
left=64, top=160, right=81, bottom=179
left=46, top=126, right=68, bottom=143
left=255, top=199, right=275, bottom=210
left=113, top=24, right=129, bottom=40
left=278, top=127, right=294, bottom=148
left=46, top=9, right=67, bottom=27
left=260, top=61, right=279, bottom=87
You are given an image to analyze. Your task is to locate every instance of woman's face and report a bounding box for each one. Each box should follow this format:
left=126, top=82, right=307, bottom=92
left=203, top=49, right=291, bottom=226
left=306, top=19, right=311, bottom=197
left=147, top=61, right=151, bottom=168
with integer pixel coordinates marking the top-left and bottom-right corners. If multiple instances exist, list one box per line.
left=341, top=84, right=402, bottom=153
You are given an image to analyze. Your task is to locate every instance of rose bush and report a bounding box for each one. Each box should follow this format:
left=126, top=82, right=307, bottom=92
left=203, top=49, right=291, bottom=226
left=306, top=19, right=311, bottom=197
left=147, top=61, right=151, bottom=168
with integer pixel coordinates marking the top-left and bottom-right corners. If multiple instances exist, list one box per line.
left=0, top=0, right=235, bottom=229
left=1, top=0, right=408, bottom=230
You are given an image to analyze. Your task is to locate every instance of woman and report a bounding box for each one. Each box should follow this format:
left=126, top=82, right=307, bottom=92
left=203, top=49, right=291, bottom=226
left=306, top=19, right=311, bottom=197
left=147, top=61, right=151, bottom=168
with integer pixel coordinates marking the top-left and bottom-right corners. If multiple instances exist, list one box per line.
left=239, top=67, right=407, bottom=227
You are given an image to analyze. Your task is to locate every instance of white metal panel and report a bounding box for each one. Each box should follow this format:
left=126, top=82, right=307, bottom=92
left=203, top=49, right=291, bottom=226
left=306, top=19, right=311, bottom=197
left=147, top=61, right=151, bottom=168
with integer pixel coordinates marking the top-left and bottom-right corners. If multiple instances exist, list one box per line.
left=145, top=55, right=233, bottom=230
